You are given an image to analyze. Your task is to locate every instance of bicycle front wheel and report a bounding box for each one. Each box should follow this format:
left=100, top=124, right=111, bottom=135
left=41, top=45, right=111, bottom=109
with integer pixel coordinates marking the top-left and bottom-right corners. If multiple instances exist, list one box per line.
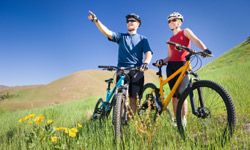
left=176, top=80, right=236, bottom=145
left=113, top=93, right=125, bottom=142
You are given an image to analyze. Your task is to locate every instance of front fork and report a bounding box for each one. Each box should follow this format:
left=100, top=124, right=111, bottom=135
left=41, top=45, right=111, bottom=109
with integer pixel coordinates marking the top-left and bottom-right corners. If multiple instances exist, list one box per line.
left=188, top=73, right=209, bottom=118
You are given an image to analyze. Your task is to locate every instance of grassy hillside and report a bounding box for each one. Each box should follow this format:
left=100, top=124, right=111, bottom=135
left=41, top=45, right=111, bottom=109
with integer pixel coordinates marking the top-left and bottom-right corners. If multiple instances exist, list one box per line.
left=0, top=38, right=249, bottom=149
left=0, top=69, right=158, bottom=111
left=199, top=37, right=250, bottom=117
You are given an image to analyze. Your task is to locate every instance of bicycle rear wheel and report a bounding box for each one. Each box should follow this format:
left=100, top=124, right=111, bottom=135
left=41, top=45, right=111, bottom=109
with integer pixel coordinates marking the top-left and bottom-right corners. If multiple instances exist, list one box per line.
left=113, top=93, right=125, bottom=142
left=139, top=83, right=174, bottom=122
left=92, top=98, right=104, bottom=120
left=139, top=83, right=160, bottom=121
left=176, top=80, right=236, bottom=145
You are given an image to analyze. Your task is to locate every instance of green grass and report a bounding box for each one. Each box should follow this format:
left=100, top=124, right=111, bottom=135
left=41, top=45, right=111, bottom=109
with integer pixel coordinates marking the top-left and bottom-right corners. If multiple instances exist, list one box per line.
left=199, top=40, right=250, bottom=127
left=0, top=97, right=96, bottom=136
left=0, top=39, right=250, bottom=149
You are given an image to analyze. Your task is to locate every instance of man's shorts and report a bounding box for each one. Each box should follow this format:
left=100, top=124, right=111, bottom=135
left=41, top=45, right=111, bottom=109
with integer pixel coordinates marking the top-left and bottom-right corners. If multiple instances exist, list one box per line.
left=116, top=70, right=144, bottom=98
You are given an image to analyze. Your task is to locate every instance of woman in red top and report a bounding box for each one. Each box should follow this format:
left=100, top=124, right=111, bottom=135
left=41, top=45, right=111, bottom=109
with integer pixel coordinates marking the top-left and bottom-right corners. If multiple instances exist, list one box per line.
left=156, top=12, right=211, bottom=126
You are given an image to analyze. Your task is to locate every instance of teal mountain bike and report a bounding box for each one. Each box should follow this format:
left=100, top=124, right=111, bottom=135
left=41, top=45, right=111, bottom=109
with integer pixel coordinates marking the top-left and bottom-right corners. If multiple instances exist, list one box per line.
left=92, top=65, right=141, bottom=142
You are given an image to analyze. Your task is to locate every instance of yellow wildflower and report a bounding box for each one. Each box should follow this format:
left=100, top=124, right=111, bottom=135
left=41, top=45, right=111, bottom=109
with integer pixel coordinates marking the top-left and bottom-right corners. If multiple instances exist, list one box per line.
left=68, top=128, right=78, bottom=138
left=34, top=115, right=45, bottom=125
left=77, top=123, right=82, bottom=128
left=69, top=131, right=76, bottom=137
left=55, top=127, right=66, bottom=131
left=70, top=128, right=78, bottom=133
left=18, top=113, right=36, bottom=123
left=26, top=113, right=36, bottom=119
left=51, top=136, right=58, bottom=143
left=55, top=127, right=69, bottom=134
left=18, top=118, right=25, bottom=123
left=47, top=119, right=54, bottom=125
left=69, top=131, right=76, bottom=138
left=64, top=128, right=69, bottom=134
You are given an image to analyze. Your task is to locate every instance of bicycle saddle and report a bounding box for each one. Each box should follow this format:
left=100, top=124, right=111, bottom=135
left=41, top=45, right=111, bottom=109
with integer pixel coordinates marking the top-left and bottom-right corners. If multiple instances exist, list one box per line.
left=105, top=78, right=113, bottom=83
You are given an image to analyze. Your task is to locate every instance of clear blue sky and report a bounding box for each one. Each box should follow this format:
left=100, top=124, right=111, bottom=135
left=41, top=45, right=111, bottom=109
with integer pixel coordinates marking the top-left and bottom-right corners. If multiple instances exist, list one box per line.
left=0, top=0, right=249, bottom=86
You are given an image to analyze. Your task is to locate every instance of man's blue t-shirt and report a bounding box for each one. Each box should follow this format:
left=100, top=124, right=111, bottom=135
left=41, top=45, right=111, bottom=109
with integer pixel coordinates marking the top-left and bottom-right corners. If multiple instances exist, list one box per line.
left=109, top=32, right=152, bottom=67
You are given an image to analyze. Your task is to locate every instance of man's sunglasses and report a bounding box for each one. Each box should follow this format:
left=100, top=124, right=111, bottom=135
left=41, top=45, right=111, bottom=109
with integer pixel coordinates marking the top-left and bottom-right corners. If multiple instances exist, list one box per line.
left=168, top=18, right=178, bottom=24
left=127, top=19, right=137, bottom=23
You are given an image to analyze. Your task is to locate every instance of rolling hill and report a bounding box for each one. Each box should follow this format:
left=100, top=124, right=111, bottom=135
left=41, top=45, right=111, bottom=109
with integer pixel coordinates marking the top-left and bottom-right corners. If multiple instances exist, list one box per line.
left=0, top=85, right=8, bottom=91
left=0, top=69, right=158, bottom=110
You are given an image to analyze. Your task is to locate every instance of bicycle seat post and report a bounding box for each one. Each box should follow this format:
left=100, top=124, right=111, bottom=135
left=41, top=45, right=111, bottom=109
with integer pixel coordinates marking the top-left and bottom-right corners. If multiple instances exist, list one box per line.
left=107, top=82, right=111, bottom=91
left=156, top=66, right=163, bottom=77
left=105, top=78, right=113, bottom=91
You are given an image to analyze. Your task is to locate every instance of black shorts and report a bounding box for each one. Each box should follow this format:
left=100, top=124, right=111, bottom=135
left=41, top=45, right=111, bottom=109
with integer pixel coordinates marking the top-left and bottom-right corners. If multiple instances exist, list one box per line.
left=167, top=61, right=186, bottom=98
left=116, top=70, right=144, bottom=98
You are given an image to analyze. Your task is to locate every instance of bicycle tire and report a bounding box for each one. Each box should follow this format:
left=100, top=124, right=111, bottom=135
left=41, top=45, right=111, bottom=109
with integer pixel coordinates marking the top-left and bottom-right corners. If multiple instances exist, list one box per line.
left=138, top=83, right=164, bottom=121
left=113, top=93, right=125, bottom=142
left=92, top=98, right=103, bottom=120
left=176, top=80, right=236, bottom=145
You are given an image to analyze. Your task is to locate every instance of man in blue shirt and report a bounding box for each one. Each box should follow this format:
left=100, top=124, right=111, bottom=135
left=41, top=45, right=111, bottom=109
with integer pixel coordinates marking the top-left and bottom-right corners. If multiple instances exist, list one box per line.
left=88, top=11, right=153, bottom=113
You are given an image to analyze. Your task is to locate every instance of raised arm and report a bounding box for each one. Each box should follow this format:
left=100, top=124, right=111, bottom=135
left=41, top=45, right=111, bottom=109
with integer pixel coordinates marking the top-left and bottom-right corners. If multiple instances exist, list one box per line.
left=88, top=11, right=113, bottom=40
left=184, top=28, right=207, bottom=50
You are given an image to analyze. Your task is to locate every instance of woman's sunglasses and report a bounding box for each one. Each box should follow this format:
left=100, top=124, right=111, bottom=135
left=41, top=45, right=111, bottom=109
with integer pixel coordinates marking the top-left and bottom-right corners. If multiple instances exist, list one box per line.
left=168, top=18, right=178, bottom=24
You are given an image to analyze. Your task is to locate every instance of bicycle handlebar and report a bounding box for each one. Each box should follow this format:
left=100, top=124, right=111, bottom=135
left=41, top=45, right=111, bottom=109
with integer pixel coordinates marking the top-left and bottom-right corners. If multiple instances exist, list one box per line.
left=98, top=65, right=140, bottom=71
left=167, top=41, right=212, bottom=57
left=98, top=65, right=117, bottom=71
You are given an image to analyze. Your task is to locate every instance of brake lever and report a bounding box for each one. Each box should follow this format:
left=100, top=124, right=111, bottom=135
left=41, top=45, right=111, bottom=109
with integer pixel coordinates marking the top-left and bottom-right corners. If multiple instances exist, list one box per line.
left=200, top=52, right=213, bottom=58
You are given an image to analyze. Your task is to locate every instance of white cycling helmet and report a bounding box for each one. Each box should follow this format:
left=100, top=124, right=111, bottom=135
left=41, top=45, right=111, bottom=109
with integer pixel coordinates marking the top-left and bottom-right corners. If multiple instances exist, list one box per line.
left=168, top=12, right=184, bottom=22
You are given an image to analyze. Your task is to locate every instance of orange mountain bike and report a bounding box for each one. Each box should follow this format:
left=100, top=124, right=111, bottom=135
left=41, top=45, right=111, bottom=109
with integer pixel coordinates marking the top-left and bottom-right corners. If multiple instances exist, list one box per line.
left=139, top=41, right=236, bottom=144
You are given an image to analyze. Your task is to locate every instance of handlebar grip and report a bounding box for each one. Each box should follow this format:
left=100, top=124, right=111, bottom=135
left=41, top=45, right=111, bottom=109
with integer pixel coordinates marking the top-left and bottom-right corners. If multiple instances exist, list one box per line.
left=201, top=52, right=213, bottom=57
left=98, top=65, right=118, bottom=71
left=98, top=65, right=108, bottom=68
left=167, top=41, right=176, bottom=46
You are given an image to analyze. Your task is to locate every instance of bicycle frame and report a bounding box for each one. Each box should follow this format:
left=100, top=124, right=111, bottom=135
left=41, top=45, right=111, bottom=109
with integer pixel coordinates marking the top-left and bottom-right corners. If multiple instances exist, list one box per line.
left=101, top=75, right=126, bottom=108
left=159, top=61, right=192, bottom=110
left=93, top=65, right=139, bottom=121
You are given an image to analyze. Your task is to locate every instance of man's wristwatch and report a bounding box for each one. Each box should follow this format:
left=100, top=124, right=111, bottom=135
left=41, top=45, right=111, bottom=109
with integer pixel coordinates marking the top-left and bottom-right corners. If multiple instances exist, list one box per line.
left=92, top=17, right=98, bottom=23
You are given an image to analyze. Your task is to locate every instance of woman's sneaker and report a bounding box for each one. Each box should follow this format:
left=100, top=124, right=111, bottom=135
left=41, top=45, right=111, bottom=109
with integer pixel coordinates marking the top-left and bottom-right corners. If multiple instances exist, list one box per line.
left=171, top=118, right=177, bottom=127
left=182, top=117, right=187, bottom=129
left=172, top=117, right=187, bottom=128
